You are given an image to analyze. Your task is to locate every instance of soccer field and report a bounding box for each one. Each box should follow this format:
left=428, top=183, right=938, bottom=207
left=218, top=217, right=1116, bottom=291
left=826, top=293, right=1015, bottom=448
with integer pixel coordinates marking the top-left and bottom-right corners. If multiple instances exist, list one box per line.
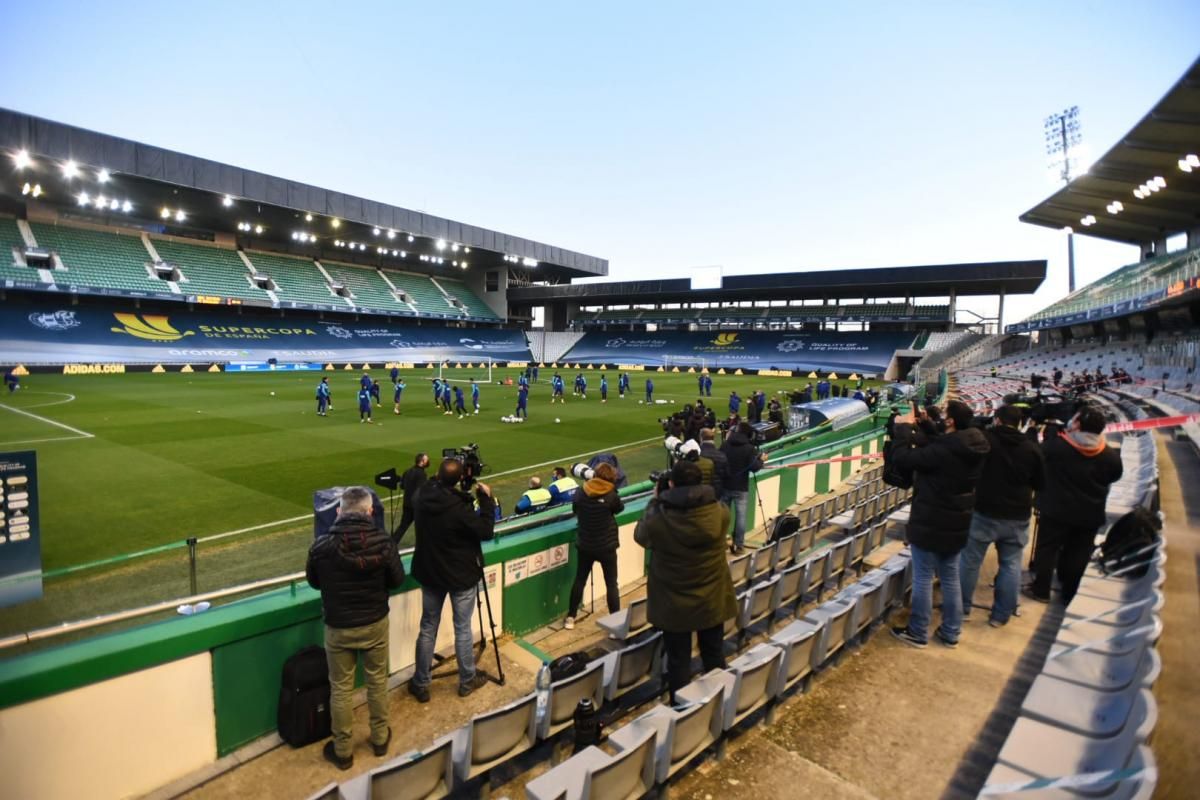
left=0, top=367, right=881, bottom=639
left=0, top=368, right=883, bottom=568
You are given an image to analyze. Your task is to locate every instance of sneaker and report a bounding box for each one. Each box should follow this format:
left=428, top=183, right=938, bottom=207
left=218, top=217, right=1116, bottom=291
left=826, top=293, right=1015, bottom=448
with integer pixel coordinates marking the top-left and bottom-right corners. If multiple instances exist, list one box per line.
left=988, top=618, right=1007, bottom=628
left=933, top=627, right=958, bottom=648
left=407, top=681, right=430, bottom=704
left=564, top=616, right=575, bottom=630
left=890, top=626, right=927, bottom=648
left=323, top=741, right=353, bottom=771
left=458, top=674, right=488, bottom=697
left=1021, top=585, right=1050, bottom=604
left=372, top=727, right=392, bottom=757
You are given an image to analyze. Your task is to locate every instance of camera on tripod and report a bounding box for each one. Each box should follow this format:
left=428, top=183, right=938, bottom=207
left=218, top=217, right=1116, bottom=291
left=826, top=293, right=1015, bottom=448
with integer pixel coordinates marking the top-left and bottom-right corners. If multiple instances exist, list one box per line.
left=442, top=443, right=487, bottom=490
left=648, top=469, right=672, bottom=493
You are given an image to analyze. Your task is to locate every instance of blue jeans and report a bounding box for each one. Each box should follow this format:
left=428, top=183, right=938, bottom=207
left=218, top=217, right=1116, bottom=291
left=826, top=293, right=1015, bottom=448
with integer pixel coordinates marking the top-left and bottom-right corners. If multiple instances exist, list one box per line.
left=724, top=490, right=748, bottom=548
left=413, top=585, right=477, bottom=690
left=907, top=543, right=963, bottom=644
left=959, top=513, right=1028, bottom=624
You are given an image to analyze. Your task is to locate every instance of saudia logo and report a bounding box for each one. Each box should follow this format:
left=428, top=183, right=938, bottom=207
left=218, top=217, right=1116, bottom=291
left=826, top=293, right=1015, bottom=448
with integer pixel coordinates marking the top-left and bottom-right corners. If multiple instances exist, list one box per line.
left=710, top=333, right=740, bottom=347
left=111, top=313, right=194, bottom=341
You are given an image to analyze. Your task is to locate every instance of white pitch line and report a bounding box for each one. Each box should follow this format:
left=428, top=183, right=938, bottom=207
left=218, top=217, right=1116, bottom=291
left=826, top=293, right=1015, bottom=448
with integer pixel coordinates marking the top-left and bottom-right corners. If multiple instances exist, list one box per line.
left=191, top=433, right=665, bottom=545
left=0, top=434, right=93, bottom=447
left=8, top=391, right=78, bottom=410
left=0, top=402, right=94, bottom=439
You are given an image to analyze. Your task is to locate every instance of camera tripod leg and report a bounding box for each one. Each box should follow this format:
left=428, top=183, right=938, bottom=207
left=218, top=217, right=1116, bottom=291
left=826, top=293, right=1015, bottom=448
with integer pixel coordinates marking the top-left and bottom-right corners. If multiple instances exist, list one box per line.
left=477, top=573, right=506, bottom=685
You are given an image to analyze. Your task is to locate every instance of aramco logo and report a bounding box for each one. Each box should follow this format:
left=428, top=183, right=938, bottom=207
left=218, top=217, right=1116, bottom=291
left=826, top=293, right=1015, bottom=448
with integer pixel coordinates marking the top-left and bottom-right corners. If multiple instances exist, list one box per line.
left=111, top=313, right=194, bottom=342
left=710, top=332, right=740, bottom=347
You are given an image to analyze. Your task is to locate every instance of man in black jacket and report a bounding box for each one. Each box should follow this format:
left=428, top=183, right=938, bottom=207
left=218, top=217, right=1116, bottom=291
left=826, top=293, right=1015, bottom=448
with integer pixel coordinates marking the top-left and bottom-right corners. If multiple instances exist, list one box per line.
left=720, top=422, right=766, bottom=554
left=306, top=486, right=405, bottom=769
left=959, top=405, right=1044, bottom=627
left=392, top=452, right=429, bottom=544
left=409, top=459, right=496, bottom=702
left=565, top=462, right=625, bottom=628
left=1028, top=406, right=1123, bottom=604
left=889, top=400, right=990, bottom=648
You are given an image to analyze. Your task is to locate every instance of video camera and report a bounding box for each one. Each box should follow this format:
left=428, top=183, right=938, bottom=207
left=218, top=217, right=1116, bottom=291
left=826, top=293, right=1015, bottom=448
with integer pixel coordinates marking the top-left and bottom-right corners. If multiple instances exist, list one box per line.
left=442, top=443, right=487, bottom=490
left=571, top=463, right=594, bottom=481
left=648, top=469, right=672, bottom=493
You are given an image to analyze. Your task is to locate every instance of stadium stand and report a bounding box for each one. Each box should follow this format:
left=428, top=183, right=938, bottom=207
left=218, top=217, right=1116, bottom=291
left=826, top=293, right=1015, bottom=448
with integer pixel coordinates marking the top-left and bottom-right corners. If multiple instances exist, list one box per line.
left=0, top=217, right=37, bottom=283
left=1026, top=245, right=1200, bottom=325
left=438, top=276, right=501, bottom=320
left=243, top=250, right=345, bottom=306
left=320, top=259, right=408, bottom=313
left=922, top=330, right=972, bottom=352
left=150, top=238, right=268, bottom=301
left=385, top=270, right=457, bottom=317
left=527, top=331, right=585, bottom=363
left=29, top=222, right=167, bottom=293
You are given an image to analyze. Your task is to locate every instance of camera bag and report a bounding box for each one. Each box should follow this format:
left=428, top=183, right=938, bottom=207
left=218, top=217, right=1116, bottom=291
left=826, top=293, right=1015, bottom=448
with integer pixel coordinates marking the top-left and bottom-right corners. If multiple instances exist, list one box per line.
left=277, top=645, right=332, bottom=747
left=1098, top=507, right=1161, bottom=580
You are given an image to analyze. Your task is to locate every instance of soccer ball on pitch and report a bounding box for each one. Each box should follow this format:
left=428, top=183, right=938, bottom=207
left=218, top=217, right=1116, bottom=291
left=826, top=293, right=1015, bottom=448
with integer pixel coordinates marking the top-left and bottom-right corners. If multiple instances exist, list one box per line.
left=270, top=391, right=275, bottom=396
left=555, top=418, right=561, bottom=423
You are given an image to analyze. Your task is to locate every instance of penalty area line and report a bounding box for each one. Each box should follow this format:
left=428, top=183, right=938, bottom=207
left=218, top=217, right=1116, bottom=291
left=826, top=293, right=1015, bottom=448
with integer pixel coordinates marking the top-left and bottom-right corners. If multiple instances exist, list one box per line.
left=0, top=402, right=95, bottom=440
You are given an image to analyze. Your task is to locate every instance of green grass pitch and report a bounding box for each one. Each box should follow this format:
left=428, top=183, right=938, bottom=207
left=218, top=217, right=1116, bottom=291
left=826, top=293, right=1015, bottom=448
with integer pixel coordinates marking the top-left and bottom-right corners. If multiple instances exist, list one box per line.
left=0, top=367, right=881, bottom=638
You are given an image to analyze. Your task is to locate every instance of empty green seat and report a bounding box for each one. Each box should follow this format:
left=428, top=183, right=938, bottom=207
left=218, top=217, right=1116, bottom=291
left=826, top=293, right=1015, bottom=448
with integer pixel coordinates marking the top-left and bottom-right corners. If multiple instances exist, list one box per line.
left=321, top=260, right=409, bottom=313
left=244, top=251, right=344, bottom=306
left=152, top=238, right=267, bottom=301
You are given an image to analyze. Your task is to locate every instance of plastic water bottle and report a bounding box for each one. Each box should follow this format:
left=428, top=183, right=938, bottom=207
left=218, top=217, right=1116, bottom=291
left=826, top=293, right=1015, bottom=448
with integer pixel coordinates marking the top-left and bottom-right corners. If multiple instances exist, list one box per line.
left=535, top=661, right=552, bottom=725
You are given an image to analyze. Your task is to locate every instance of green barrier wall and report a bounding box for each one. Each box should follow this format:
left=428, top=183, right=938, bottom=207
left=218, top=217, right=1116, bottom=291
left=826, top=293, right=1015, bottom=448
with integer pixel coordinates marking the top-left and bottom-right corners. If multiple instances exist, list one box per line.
left=0, top=417, right=887, bottom=761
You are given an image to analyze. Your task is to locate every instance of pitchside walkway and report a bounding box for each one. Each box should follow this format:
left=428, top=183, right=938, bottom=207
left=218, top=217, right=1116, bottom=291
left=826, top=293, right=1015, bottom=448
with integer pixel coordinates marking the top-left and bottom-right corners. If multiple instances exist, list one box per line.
left=157, top=434, right=1199, bottom=800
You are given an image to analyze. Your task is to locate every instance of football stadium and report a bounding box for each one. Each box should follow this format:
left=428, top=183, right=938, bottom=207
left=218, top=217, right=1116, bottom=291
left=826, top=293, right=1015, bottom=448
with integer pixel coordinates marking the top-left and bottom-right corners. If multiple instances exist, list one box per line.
left=0, top=8, right=1198, bottom=800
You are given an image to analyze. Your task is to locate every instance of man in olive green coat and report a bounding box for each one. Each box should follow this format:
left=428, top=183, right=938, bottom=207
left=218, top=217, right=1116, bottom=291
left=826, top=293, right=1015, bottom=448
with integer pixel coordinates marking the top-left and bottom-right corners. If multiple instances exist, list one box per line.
left=635, top=459, right=737, bottom=702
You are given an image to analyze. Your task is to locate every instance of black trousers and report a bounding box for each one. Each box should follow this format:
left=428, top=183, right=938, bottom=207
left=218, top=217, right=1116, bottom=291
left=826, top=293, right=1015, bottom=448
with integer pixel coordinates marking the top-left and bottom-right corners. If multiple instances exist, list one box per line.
left=392, top=505, right=416, bottom=544
left=1031, top=520, right=1097, bottom=604
left=568, top=550, right=619, bottom=617
left=662, top=625, right=726, bottom=699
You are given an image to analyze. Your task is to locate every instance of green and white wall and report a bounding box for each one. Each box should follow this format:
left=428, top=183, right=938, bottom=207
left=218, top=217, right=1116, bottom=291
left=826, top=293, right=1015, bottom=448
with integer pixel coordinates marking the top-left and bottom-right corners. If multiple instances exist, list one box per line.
left=0, top=424, right=885, bottom=800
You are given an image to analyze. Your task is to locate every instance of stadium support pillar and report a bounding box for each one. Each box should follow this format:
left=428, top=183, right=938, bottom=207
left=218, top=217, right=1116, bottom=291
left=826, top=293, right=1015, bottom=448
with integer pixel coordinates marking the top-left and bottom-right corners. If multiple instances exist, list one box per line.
left=1141, top=241, right=1155, bottom=261
left=1189, top=227, right=1200, bottom=250
left=997, top=287, right=1005, bottom=333
left=1154, top=237, right=1168, bottom=258
left=948, top=289, right=957, bottom=326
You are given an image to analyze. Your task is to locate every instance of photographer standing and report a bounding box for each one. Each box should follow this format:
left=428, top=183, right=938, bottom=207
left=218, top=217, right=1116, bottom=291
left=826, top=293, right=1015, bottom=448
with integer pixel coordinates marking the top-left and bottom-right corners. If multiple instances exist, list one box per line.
left=889, top=401, right=990, bottom=649
left=634, top=460, right=736, bottom=704
left=409, top=459, right=496, bottom=702
left=958, top=405, right=1044, bottom=627
left=1027, top=407, right=1123, bottom=605
left=721, top=422, right=766, bottom=554
left=392, top=452, right=429, bottom=544
left=564, top=462, right=625, bottom=629
left=306, top=487, right=405, bottom=769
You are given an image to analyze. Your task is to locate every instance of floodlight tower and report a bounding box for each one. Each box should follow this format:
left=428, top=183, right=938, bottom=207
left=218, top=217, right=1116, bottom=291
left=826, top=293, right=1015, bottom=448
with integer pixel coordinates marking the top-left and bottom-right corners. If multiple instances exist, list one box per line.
left=1045, top=106, right=1083, bottom=293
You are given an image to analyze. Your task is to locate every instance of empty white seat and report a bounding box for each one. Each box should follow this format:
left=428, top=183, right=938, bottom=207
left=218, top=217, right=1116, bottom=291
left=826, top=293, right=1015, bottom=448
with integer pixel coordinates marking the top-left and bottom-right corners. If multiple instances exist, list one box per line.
left=774, top=532, right=799, bottom=568
left=305, top=783, right=344, bottom=800
left=770, top=561, right=807, bottom=617
left=436, top=692, right=538, bottom=784
left=525, top=727, right=657, bottom=800
left=767, top=618, right=822, bottom=694
left=1021, top=675, right=1157, bottom=739
left=600, top=631, right=663, bottom=702
left=339, top=737, right=454, bottom=800
left=727, top=553, right=751, bottom=586
left=1041, top=643, right=1161, bottom=694
left=738, top=573, right=781, bottom=636
left=749, top=544, right=775, bottom=580
left=802, top=597, right=856, bottom=667
left=539, top=660, right=607, bottom=739
left=988, top=692, right=1156, bottom=799
left=835, top=576, right=885, bottom=636
left=595, top=597, right=650, bottom=642
left=1063, top=590, right=1163, bottom=630
left=676, top=644, right=784, bottom=731
left=1053, top=614, right=1162, bottom=659
left=980, top=743, right=1155, bottom=800
left=608, top=682, right=724, bottom=784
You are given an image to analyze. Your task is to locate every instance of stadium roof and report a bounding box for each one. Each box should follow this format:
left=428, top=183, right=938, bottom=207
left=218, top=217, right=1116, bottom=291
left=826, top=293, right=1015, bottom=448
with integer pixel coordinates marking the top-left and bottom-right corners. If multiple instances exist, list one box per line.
left=507, top=260, right=1046, bottom=304
left=0, top=108, right=607, bottom=280
left=1020, top=56, right=1200, bottom=246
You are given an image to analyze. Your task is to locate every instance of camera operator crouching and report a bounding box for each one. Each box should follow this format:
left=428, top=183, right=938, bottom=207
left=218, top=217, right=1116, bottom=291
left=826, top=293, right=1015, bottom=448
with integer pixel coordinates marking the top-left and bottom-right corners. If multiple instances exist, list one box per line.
left=409, top=458, right=496, bottom=703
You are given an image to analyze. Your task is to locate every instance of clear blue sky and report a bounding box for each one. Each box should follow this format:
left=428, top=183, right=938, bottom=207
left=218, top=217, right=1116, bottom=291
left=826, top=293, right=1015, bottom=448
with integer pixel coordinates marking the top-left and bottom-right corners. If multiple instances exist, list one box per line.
left=3, top=1, right=1197, bottom=324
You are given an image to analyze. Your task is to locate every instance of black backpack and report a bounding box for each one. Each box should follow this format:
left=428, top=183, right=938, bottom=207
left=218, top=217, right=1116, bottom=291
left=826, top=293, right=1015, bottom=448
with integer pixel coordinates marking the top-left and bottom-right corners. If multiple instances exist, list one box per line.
left=768, top=513, right=801, bottom=544
left=277, top=645, right=332, bottom=747
left=549, top=651, right=592, bottom=682
left=1098, top=508, right=1161, bottom=579
left=881, top=439, right=913, bottom=489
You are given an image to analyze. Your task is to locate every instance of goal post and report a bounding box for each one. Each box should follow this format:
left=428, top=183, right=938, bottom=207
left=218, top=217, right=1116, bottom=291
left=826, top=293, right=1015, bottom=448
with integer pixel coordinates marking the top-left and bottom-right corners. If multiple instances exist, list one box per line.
left=436, top=357, right=493, bottom=384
